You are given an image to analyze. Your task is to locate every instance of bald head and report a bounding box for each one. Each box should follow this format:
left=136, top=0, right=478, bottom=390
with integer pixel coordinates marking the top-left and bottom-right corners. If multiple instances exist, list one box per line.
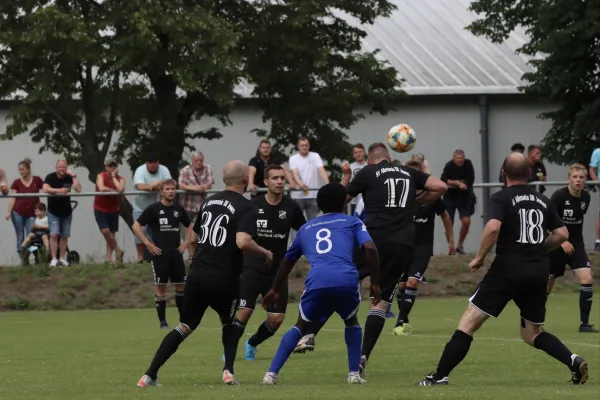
left=503, top=152, right=530, bottom=182
left=223, top=160, right=248, bottom=186
left=367, top=142, right=391, bottom=163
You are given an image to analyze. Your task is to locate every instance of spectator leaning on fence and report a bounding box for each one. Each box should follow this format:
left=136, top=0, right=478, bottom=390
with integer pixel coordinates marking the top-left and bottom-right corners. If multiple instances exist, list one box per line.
left=527, top=144, right=547, bottom=194
left=43, top=159, right=82, bottom=267
left=349, top=143, right=368, bottom=213
left=178, top=152, right=214, bottom=258
left=0, top=167, right=7, bottom=195
left=248, top=139, right=295, bottom=197
left=288, top=136, right=329, bottom=222
left=441, top=149, right=475, bottom=255
left=5, top=158, right=44, bottom=259
left=94, top=158, right=126, bottom=264
left=411, top=152, right=431, bottom=174
left=589, top=147, right=600, bottom=251
left=132, top=153, right=172, bottom=263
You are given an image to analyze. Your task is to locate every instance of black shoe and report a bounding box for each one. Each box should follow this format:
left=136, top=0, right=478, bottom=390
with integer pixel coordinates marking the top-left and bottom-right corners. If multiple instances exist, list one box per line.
left=579, top=324, right=599, bottom=333
left=570, top=355, right=588, bottom=385
left=455, top=247, right=465, bottom=255
left=416, top=372, right=449, bottom=386
left=359, top=356, right=367, bottom=377
left=160, top=321, right=169, bottom=330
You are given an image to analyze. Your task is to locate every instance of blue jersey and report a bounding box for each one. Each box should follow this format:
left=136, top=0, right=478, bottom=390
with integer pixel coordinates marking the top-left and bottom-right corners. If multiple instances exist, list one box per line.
left=285, top=212, right=372, bottom=290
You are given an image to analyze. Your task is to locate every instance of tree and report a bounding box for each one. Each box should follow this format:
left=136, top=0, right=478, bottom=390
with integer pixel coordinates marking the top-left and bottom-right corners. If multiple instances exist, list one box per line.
left=467, top=0, right=600, bottom=167
left=0, top=0, right=403, bottom=226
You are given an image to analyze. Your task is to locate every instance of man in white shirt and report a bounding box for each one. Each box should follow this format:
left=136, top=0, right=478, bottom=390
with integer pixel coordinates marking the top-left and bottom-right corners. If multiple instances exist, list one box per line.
left=288, top=136, right=329, bottom=222
left=589, top=147, right=600, bottom=251
left=349, top=143, right=368, bottom=213
left=133, top=153, right=172, bottom=262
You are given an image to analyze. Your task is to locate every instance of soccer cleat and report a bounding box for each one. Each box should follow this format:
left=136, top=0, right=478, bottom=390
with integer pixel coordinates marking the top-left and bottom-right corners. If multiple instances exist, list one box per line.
left=244, top=340, right=257, bottom=361
left=579, top=324, right=599, bottom=333
left=393, top=323, right=412, bottom=336
left=222, top=369, right=239, bottom=385
left=416, top=373, right=449, bottom=386
left=160, top=321, right=169, bottom=330
left=347, top=372, right=367, bottom=384
left=359, top=356, right=367, bottom=377
left=262, top=373, right=278, bottom=385
left=570, top=355, right=588, bottom=385
left=137, top=374, right=162, bottom=387
left=293, top=334, right=315, bottom=354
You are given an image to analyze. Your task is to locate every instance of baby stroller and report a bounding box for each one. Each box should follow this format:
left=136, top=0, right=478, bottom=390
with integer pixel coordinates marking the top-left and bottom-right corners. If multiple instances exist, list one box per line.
left=21, top=200, right=81, bottom=266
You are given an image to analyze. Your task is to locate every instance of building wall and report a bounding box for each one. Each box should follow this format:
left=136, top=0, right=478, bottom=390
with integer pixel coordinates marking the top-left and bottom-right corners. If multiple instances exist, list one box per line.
left=0, top=97, right=596, bottom=265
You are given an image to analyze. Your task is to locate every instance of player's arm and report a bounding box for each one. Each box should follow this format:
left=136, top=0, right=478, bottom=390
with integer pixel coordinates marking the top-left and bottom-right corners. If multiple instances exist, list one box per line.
left=470, top=194, right=505, bottom=270
left=178, top=207, right=192, bottom=253
left=134, top=168, right=154, bottom=191
left=415, top=173, right=447, bottom=206
left=354, top=220, right=381, bottom=302
left=236, top=206, right=273, bottom=262
left=343, top=167, right=367, bottom=205
left=544, top=204, right=568, bottom=253
left=272, top=237, right=303, bottom=293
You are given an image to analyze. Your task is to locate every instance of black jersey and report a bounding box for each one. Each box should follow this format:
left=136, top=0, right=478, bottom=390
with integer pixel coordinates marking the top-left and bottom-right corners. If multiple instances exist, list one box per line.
left=550, top=187, right=590, bottom=243
left=414, top=198, right=447, bottom=246
left=137, top=201, right=190, bottom=251
left=489, top=185, right=564, bottom=272
left=347, top=160, right=429, bottom=246
left=244, top=195, right=306, bottom=277
left=188, top=190, right=257, bottom=286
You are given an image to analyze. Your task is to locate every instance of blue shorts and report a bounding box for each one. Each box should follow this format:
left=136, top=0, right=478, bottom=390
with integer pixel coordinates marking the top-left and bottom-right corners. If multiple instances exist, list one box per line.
left=94, top=210, right=119, bottom=233
left=299, top=285, right=361, bottom=322
left=48, top=212, right=72, bottom=238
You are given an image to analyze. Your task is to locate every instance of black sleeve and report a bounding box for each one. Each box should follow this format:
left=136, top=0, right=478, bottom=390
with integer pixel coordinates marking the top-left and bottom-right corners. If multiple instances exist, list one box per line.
left=549, top=190, right=563, bottom=215
left=465, top=160, right=475, bottom=187
left=346, top=167, right=369, bottom=198
left=291, top=202, right=307, bottom=231
left=488, top=193, right=508, bottom=223
left=583, top=192, right=591, bottom=215
left=432, top=199, right=447, bottom=216
left=192, top=211, right=203, bottom=233
left=411, top=169, right=430, bottom=191
left=178, top=205, right=191, bottom=228
left=238, top=204, right=258, bottom=235
left=546, top=203, right=565, bottom=231
left=44, top=173, right=54, bottom=185
left=440, top=162, right=451, bottom=183
left=137, top=205, right=155, bottom=226
left=248, top=157, right=259, bottom=168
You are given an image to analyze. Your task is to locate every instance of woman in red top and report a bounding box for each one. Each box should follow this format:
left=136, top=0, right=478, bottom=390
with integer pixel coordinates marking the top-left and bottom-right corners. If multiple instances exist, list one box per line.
left=5, top=158, right=45, bottom=258
left=94, top=158, right=126, bottom=264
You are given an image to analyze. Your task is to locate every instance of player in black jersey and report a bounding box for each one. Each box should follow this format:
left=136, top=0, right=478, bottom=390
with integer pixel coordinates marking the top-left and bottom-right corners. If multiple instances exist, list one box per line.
left=137, top=161, right=274, bottom=388
left=132, top=179, right=191, bottom=329
left=547, top=164, right=597, bottom=333
left=341, top=142, right=447, bottom=375
left=417, top=152, right=589, bottom=387
left=235, top=164, right=306, bottom=360
left=394, top=159, right=455, bottom=335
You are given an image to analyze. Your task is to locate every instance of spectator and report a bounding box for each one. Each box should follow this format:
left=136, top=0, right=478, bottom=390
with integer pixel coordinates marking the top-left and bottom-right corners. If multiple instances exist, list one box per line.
left=0, top=167, right=7, bottom=195
left=43, top=159, right=82, bottom=267
left=498, top=143, right=525, bottom=182
left=132, top=153, right=172, bottom=263
left=441, top=149, right=475, bottom=255
left=349, top=143, right=368, bottom=213
left=178, top=152, right=214, bottom=258
left=94, top=158, right=125, bottom=264
left=411, top=153, right=431, bottom=174
left=5, top=158, right=44, bottom=259
left=527, top=144, right=547, bottom=194
left=20, top=203, right=49, bottom=253
left=248, top=139, right=294, bottom=197
left=589, top=147, right=600, bottom=251
left=288, top=136, right=329, bottom=222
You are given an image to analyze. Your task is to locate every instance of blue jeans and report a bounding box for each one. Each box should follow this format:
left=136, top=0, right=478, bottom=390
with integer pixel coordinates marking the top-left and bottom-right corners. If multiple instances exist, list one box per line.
left=11, top=210, right=34, bottom=253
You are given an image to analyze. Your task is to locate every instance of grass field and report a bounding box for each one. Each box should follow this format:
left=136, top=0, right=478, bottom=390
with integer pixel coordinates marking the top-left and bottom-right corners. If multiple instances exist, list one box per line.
left=1, top=294, right=598, bottom=400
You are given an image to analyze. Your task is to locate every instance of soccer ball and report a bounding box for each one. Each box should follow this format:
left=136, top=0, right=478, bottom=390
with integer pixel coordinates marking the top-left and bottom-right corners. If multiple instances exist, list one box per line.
left=387, top=124, right=416, bottom=153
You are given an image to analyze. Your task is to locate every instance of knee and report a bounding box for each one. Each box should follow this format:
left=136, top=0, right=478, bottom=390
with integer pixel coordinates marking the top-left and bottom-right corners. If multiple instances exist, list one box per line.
left=461, top=217, right=471, bottom=226
left=177, top=323, right=193, bottom=337
left=397, top=282, right=406, bottom=290
left=344, top=314, right=359, bottom=327
left=155, top=287, right=166, bottom=296
left=520, top=319, right=543, bottom=346
left=100, top=228, right=110, bottom=236
left=267, top=314, right=285, bottom=330
left=236, top=308, right=253, bottom=324
left=578, top=273, right=593, bottom=286
left=407, top=278, right=420, bottom=288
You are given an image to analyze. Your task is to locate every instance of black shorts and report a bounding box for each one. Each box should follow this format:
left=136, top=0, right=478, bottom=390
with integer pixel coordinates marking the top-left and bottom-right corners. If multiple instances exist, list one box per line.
left=399, top=245, right=432, bottom=283
left=469, top=266, right=547, bottom=324
left=239, top=272, right=288, bottom=314
left=370, top=242, right=414, bottom=304
left=549, top=243, right=591, bottom=280
left=94, top=210, right=119, bottom=233
left=151, top=252, right=186, bottom=285
left=180, top=277, right=238, bottom=331
left=444, top=194, right=475, bottom=221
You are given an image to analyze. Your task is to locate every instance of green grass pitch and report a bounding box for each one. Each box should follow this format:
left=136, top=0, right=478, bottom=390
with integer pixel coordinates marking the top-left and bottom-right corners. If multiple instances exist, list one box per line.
left=1, top=294, right=598, bottom=399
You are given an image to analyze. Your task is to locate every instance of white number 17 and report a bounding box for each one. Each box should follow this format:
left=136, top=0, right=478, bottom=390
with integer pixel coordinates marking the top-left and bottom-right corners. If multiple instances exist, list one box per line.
left=384, top=178, right=410, bottom=208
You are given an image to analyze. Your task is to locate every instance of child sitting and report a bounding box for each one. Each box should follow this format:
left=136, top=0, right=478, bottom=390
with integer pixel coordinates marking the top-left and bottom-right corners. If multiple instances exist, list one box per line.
left=21, top=203, right=50, bottom=250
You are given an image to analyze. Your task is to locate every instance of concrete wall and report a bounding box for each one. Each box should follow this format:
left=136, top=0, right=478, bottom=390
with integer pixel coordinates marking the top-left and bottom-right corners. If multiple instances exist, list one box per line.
left=0, top=97, right=596, bottom=265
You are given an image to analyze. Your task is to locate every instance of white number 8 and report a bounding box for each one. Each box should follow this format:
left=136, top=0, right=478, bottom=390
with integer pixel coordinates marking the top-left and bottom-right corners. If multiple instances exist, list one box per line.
left=315, top=228, right=333, bottom=254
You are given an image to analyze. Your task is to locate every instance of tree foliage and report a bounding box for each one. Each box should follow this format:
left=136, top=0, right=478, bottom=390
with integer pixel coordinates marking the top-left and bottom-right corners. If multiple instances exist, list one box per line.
left=467, top=0, right=600, bottom=167
left=0, top=0, right=403, bottom=195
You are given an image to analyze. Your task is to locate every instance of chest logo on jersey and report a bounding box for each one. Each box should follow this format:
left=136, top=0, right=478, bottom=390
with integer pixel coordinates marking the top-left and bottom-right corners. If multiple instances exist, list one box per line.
left=173, top=210, right=179, bottom=218
left=581, top=202, right=586, bottom=211
left=257, top=219, right=268, bottom=228
left=159, top=218, right=168, bottom=225
left=279, top=210, right=287, bottom=219
left=563, top=209, right=573, bottom=218
left=258, top=209, right=264, bottom=214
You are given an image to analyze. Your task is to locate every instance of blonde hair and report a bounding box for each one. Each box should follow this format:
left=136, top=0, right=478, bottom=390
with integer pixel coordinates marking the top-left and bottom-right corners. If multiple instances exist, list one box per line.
left=568, top=163, right=587, bottom=177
